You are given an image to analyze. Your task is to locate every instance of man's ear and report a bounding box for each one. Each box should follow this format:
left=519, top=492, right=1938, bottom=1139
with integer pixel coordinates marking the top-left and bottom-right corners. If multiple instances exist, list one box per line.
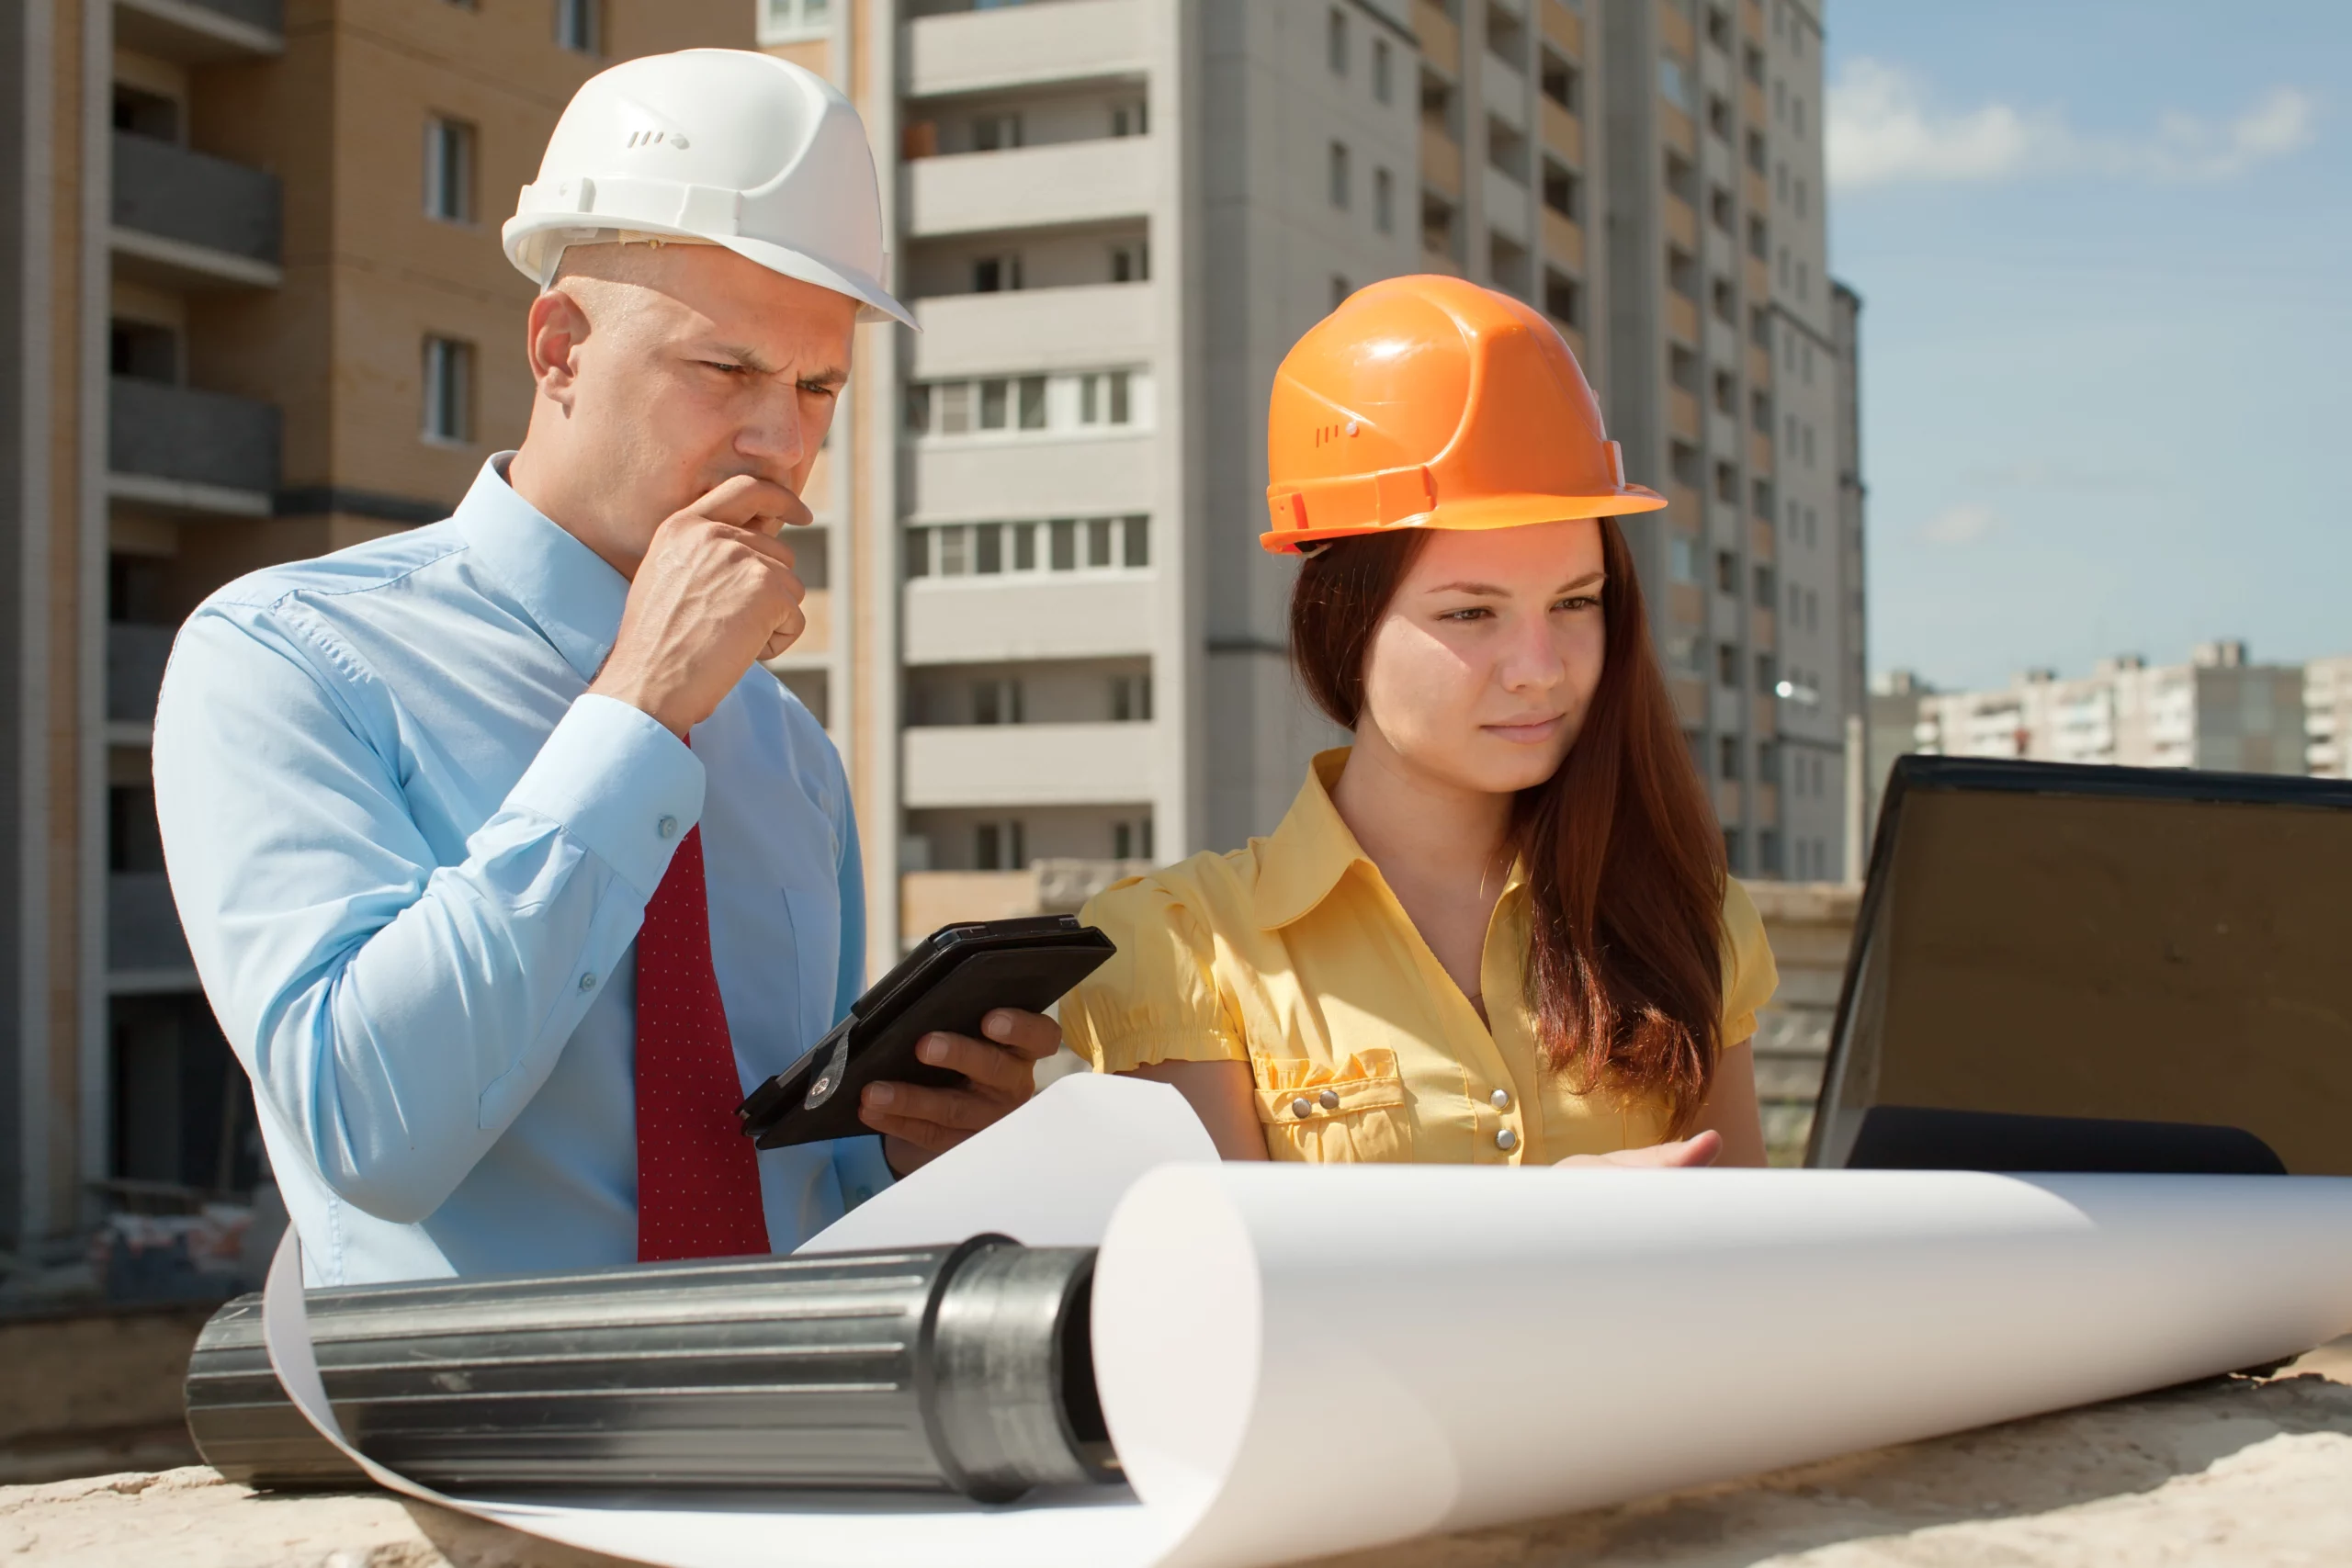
left=526, top=288, right=592, bottom=412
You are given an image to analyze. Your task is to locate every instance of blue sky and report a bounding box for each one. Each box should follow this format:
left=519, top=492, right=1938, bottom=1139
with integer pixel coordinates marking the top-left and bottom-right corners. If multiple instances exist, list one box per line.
left=1825, top=1, right=2349, bottom=691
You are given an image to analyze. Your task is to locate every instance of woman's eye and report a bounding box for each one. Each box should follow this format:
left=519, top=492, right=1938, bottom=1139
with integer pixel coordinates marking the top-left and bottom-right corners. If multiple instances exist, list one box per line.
left=1440, top=606, right=1492, bottom=623
left=1555, top=594, right=1601, bottom=613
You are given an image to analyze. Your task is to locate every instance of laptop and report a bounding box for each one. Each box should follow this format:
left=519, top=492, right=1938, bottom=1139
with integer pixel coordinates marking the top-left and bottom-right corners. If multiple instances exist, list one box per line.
left=1806, top=755, right=2352, bottom=1175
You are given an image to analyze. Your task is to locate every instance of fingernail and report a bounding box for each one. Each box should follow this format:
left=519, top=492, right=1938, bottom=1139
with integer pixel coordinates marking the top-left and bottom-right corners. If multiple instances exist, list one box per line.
left=983, top=1011, right=1011, bottom=1040
left=866, top=1083, right=894, bottom=1108
left=919, top=1036, right=946, bottom=1064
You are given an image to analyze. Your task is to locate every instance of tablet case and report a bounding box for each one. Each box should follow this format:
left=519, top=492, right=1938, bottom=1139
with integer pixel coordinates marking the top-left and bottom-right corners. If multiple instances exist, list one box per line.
left=737, top=915, right=1116, bottom=1150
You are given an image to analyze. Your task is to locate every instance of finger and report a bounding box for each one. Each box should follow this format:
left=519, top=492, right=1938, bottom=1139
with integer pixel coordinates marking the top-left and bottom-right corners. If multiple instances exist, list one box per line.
left=860, top=1079, right=1001, bottom=1134
left=757, top=604, right=807, bottom=662
left=687, top=475, right=809, bottom=534
left=861, top=1108, right=963, bottom=1156
left=1676, top=1129, right=1724, bottom=1167
left=914, top=1031, right=1036, bottom=1097
left=730, top=526, right=808, bottom=590
left=978, top=1009, right=1064, bottom=1062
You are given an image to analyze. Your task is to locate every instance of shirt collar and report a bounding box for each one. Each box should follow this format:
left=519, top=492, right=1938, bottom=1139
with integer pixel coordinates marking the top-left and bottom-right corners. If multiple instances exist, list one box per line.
left=1251, top=746, right=1532, bottom=930
left=454, top=454, right=632, bottom=682
left=1254, top=748, right=1376, bottom=930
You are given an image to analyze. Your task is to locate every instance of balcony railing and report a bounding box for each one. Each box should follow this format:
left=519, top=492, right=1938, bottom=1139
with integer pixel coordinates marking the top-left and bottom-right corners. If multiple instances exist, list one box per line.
left=109, top=377, right=280, bottom=497
left=112, top=131, right=281, bottom=266
left=116, top=0, right=285, bottom=62
left=109, top=871, right=192, bottom=975
left=107, top=622, right=178, bottom=725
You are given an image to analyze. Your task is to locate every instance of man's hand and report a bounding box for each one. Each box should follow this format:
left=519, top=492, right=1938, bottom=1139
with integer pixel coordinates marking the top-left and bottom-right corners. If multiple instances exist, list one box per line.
left=860, top=1010, right=1065, bottom=1175
left=1555, top=1129, right=1724, bottom=1168
left=588, top=475, right=810, bottom=738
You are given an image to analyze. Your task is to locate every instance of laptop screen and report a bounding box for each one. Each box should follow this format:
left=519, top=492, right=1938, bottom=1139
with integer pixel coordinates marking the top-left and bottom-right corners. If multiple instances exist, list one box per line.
left=1808, top=757, right=2352, bottom=1174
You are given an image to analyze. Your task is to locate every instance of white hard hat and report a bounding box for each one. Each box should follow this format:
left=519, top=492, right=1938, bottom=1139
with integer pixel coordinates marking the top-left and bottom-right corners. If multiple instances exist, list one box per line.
left=503, top=49, right=913, bottom=328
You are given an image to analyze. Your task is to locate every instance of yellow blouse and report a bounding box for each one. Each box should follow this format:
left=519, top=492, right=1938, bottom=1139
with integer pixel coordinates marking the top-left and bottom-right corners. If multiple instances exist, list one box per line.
left=1063, top=749, right=1779, bottom=1164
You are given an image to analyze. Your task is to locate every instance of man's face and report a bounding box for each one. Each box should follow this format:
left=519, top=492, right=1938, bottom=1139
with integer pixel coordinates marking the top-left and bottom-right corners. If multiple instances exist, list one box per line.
left=548, top=244, right=859, bottom=566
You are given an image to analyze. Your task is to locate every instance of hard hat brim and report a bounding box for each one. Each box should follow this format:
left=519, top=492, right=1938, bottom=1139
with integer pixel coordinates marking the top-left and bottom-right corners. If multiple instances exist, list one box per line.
left=503, top=217, right=918, bottom=330
left=1260, top=485, right=1668, bottom=555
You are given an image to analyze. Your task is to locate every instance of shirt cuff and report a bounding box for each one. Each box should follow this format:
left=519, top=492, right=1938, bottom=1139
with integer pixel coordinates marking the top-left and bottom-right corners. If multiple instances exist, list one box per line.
left=505, top=694, right=705, bottom=898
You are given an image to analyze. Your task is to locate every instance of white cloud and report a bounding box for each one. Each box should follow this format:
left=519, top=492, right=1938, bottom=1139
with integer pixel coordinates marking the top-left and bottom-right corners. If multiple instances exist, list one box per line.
left=1828, top=61, right=2319, bottom=192
left=1919, top=503, right=2000, bottom=547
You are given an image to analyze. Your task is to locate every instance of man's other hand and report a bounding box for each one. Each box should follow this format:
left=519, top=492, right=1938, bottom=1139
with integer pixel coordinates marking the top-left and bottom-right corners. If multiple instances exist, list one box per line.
left=589, top=474, right=810, bottom=738
left=861, top=1009, right=1064, bottom=1174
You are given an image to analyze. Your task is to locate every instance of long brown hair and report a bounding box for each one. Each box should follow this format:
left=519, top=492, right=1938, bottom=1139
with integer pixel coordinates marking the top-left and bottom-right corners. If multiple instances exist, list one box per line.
left=1289, top=519, right=1728, bottom=1129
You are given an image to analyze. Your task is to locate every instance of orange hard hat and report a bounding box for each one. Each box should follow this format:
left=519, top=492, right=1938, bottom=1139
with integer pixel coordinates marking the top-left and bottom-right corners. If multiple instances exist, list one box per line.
left=1261, top=274, right=1663, bottom=555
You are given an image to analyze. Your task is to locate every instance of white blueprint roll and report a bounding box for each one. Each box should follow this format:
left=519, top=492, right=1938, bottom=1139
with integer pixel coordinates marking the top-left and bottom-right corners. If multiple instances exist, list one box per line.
left=1093, top=1161, right=2352, bottom=1568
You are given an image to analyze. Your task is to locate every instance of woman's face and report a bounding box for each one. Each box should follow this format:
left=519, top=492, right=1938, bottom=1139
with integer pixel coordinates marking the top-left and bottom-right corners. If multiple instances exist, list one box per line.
left=1356, top=519, right=1608, bottom=795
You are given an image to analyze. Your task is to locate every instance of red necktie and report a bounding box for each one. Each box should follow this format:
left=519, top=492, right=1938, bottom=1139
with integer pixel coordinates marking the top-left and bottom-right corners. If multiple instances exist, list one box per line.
left=635, top=823, right=769, bottom=1261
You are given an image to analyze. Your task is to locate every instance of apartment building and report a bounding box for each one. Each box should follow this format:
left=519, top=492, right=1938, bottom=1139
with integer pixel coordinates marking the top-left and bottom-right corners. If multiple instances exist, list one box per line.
left=0, top=0, right=751, bottom=1258
left=770, top=0, right=1863, bottom=959
left=2306, top=655, right=2352, bottom=778
left=1892, top=642, right=2311, bottom=776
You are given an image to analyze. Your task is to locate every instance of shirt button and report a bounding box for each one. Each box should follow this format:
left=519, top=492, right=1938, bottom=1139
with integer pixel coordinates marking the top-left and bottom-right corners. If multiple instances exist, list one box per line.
left=1496, top=1128, right=1518, bottom=1152
left=1290, top=1097, right=1312, bottom=1119
left=578, top=972, right=598, bottom=992
left=1318, top=1089, right=1340, bottom=1111
left=1490, top=1089, right=1511, bottom=1110
left=657, top=815, right=679, bottom=840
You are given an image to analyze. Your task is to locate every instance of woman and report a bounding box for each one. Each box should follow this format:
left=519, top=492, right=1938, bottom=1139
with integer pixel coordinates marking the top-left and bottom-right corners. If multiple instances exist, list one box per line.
left=1061, top=275, right=1776, bottom=1167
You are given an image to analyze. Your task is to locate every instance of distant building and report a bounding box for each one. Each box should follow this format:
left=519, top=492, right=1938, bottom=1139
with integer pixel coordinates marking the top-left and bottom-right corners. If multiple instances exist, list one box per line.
left=2307, top=655, right=2352, bottom=778
left=1895, top=642, right=2309, bottom=778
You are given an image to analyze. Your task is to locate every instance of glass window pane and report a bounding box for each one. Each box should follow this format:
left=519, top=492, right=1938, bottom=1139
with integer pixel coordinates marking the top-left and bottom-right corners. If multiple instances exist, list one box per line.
left=940, top=525, right=969, bottom=575
left=976, top=823, right=1001, bottom=869
left=1049, top=519, right=1076, bottom=570
left=906, top=527, right=931, bottom=578
left=1013, top=522, right=1036, bottom=570
left=1108, top=371, right=1130, bottom=423
left=1121, top=514, right=1148, bottom=567
left=1086, top=518, right=1113, bottom=567
left=975, top=522, right=1002, bottom=573
left=904, top=383, right=931, bottom=433
left=1017, top=376, right=1046, bottom=429
left=940, top=381, right=971, bottom=434
left=1080, top=374, right=1098, bottom=424
left=979, top=378, right=1008, bottom=429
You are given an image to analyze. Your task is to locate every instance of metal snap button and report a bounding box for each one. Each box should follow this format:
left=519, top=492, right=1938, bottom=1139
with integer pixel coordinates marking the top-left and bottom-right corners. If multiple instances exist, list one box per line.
left=1496, top=1128, right=1518, bottom=1152
left=1318, top=1089, right=1340, bottom=1111
left=1291, top=1097, right=1313, bottom=1119
left=1490, top=1089, right=1511, bottom=1110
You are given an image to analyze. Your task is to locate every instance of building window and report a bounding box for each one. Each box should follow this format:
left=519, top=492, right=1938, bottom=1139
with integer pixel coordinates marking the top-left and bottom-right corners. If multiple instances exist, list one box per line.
left=1111, top=99, right=1148, bottom=137
left=424, top=116, right=476, bottom=223
left=112, top=84, right=181, bottom=142
left=1714, top=548, right=1738, bottom=594
left=1743, top=42, right=1765, bottom=85
left=1669, top=344, right=1699, bottom=392
left=1747, top=214, right=1769, bottom=259
left=975, top=820, right=1026, bottom=872
left=1755, top=563, right=1776, bottom=608
left=1423, top=189, right=1460, bottom=258
left=907, top=514, right=1150, bottom=581
left=1541, top=161, right=1581, bottom=220
left=1716, top=642, right=1739, bottom=689
left=1707, top=94, right=1732, bottom=142
left=1752, top=477, right=1774, bottom=519
left=1669, top=535, right=1700, bottom=583
left=1539, top=51, right=1580, bottom=113
left=1713, top=369, right=1736, bottom=416
left=1331, top=274, right=1352, bottom=310
left=554, top=0, right=599, bottom=55
left=1713, top=460, right=1737, bottom=504
left=972, top=678, right=1023, bottom=725
left=1751, top=389, right=1771, bottom=433
left=1110, top=243, right=1148, bottom=283
left=1487, top=3, right=1527, bottom=66
left=109, top=320, right=177, bottom=383
left=1666, top=246, right=1698, bottom=300
left=1669, top=440, right=1702, bottom=490
left=905, top=369, right=1147, bottom=437
left=973, top=112, right=1024, bottom=152
left=1328, top=7, right=1348, bottom=73
left=1374, top=167, right=1395, bottom=233
left=1756, top=650, right=1778, bottom=693
left=1329, top=141, right=1351, bottom=209
left=1112, top=818, right=1154, bottom=861
left=1705, top=5, right=1732, bottom=50
left=1745, top=129, right=1767, bottom=174
left=973, top=254, right=1023, bottom=292
left=1718, top=735, right=1742, bottom=778
left=1709, top=185, right=1734, bottom=233
left=1544, top=269, right=1580, bottom=329
left=1794, top=175, right=1810, bottom=218
left=759, top=0, right=831, bottom=44
left=1711, top=276, right=1736, bottom=324
left=1658, top=54, right=1692, bottom=112
left=1758, top=829, right=1781, bottom=877
left=1664, top=150, right=1697, bottom=204
left=1122, top=514, right=1149, bottom=566
left=1373, top=37, right=1393, bottom=102
left=1111, top=672, right=1153, bottom=723
left=422, top=336, right=472, bottom=444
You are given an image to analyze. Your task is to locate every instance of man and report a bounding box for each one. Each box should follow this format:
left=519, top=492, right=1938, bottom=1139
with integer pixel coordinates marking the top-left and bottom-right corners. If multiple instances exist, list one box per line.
left=153, top=51, right=1059, bottom=1286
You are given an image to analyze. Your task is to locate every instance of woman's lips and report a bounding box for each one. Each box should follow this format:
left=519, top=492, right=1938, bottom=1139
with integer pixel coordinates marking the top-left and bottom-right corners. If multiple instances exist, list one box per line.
left=1482, top=716, right=1566, bottom=744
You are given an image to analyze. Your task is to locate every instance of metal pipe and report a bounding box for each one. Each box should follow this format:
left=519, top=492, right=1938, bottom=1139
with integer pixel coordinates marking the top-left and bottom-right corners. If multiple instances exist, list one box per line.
left=184, top=1237, right=1117, bottom=1503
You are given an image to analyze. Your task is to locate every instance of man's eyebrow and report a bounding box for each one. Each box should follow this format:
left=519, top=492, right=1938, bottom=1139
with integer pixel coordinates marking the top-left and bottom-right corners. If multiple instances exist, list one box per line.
left=797, top=364, right=850, bottom=389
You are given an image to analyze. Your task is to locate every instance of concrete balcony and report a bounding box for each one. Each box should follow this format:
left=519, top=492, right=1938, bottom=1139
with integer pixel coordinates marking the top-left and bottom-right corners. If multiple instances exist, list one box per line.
left=1664, top=193, right=1698, bottom=250
left=1483, top=164, right=1529, bottom=245
left=1421, top=122, right=1464, bottom=201
left=1540, top=0, right=1584, bottom=57
left=1416, top=0, right=1460, bottom=74
left=111, top=131, right=282, bottom=288
left=1666, top=292, right=1700, bottom=345
left=901, top=720, right=1162, bottom=809
left=115, top=0, right=285, bottom=62
left=108, top=377, right=279, bottom=513
left=904, top=573, right=1155, bottom=665
left=911, top=283, right=1155, bottom=381
left=1540, top=207, right=1584, bottom=272
left=906, top=431, right=1153, bottom=522
left=107, top=623, right=177, bottom=726
left=904, top=137, right=1156, bottom=240
left=904, top=0, right=1148, bottom=97
left=109, top=871, right=192, bottom=975
left=1482, top=57, right=1527, bottom=132
left=1538, top=96, right=1582, bottom=165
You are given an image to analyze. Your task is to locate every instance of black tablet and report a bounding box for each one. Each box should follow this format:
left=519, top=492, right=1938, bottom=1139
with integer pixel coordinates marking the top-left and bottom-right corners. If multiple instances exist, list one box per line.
left=736, top=915, right=1117, bottom=1150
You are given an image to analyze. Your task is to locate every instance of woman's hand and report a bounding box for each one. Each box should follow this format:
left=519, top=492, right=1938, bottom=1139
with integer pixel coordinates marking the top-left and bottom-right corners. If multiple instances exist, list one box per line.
left=1555, top=1129, right=1723, bottom=1168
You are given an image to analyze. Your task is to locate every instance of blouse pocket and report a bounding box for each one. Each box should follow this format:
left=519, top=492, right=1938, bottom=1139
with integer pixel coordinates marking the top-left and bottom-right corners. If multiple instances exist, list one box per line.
left=1251, top=1048, right=1412, bottom=1163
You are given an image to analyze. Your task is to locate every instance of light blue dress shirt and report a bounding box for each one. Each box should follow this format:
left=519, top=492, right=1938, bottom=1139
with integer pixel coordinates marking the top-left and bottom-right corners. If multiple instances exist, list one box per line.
left=152, top=456, right=891, bottom=1286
